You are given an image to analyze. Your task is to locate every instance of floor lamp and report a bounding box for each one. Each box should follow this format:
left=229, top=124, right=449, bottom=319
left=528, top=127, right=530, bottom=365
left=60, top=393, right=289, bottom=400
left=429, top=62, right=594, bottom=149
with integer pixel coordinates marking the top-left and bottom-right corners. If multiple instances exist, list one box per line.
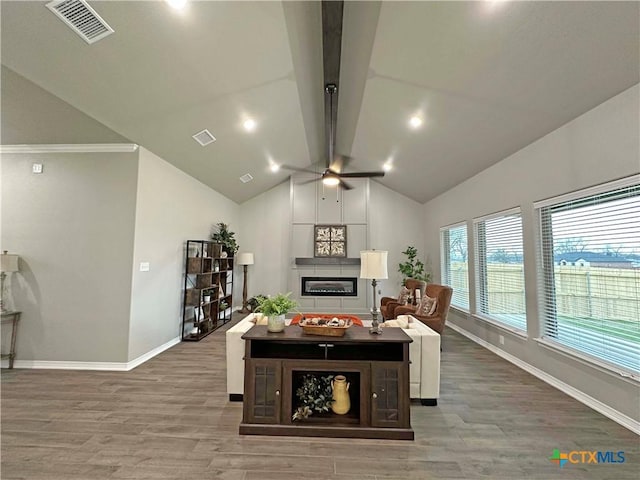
left=237, top=252, right=254, bottom=314
left=1, top=251, right=20, bottom=314
left=360, top=250, right=388, bottom=334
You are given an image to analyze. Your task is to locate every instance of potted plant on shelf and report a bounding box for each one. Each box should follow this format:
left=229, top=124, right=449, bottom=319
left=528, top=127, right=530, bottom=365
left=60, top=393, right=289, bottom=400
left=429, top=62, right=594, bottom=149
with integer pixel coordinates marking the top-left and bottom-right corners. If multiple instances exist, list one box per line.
left=255, top=292, right=298, bottom=333
left=292, top=373, right=334, bottom=421
left=211, top=222, right=239, bottom=257
left=398, top=246, right=431, bottom=285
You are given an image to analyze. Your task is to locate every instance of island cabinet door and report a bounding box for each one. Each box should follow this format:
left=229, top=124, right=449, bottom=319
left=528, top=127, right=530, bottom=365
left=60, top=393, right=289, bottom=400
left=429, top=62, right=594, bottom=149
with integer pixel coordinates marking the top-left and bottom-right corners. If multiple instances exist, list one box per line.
left=243, top=359, right=282, bottom=424
left=370, top=361, right=409, bottom=429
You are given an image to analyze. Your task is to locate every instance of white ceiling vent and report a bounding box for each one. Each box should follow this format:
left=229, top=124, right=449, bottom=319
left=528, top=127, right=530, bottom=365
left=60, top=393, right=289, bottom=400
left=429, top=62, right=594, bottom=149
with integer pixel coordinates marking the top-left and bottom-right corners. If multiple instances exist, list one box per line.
left=239, top=174, right=254, bottom=184
left=46, top=0, right=114, bottom=44
left=192, top=129, right=216, bottom=146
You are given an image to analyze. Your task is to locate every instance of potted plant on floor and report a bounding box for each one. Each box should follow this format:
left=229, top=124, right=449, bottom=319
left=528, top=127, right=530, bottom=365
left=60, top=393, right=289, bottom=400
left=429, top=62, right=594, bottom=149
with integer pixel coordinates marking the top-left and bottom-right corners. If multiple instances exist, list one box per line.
left=255, top=292, right=298, bottom=332
left=398, top=246, right=431, bottom=285
left=248, top=294, right=267, bottom=312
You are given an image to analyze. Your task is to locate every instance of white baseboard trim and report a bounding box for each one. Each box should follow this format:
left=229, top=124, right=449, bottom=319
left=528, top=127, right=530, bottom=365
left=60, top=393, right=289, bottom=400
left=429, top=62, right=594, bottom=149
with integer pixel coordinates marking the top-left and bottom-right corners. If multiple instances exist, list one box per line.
left=126, top=336, right=181, bottom=370
left=447, top=322, right=640, bottom=435
left=2, top=359, right=129, bottom=371
left=1, top=336, right=181, bottom=372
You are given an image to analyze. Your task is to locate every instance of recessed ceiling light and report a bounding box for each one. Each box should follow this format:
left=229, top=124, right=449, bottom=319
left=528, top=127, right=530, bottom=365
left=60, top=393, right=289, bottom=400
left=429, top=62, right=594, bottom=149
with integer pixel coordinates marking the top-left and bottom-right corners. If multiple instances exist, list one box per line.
left=239, top=173, right=254, bottom=184
left=270, top=163, right=280, bottom=173
left=243, top=118, right=257, bottom=132
left=383, top=162, right=393, bottom=172
left=409, top=116, right=423, bottom=129
left=165, top=0, right=187, bottom=10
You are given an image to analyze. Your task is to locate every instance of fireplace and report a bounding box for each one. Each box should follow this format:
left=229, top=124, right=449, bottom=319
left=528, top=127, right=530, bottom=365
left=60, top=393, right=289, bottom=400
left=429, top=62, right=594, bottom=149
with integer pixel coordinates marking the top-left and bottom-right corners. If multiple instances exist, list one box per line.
left=301, top=277, right=358, bottom=297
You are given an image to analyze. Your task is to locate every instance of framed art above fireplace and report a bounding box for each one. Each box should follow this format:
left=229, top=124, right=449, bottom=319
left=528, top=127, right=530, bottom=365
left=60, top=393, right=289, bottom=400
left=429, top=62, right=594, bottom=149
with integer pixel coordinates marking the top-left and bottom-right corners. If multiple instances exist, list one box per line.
left=314, top=225, right=347, bottom=257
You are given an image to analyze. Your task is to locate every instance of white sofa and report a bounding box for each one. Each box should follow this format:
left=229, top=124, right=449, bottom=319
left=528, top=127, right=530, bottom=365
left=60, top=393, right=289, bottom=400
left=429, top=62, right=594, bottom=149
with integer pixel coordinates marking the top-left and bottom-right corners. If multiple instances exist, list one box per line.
left=226, top=313, right=440, bottom=405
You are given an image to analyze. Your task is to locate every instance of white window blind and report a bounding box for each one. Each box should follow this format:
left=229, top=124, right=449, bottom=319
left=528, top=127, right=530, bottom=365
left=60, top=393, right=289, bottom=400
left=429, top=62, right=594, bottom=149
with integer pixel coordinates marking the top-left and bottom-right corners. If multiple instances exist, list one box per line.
left=440, top=224, right=469, bottom=309
left=474, top=209, right=526, bottom=331
left=537, top=182, right=640, bottom=374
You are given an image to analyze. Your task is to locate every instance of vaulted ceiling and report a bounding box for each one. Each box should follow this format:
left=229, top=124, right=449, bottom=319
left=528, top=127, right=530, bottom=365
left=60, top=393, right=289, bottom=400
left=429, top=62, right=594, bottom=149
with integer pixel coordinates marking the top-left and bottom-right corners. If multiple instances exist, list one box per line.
left=2, top=1, right=638, bottom=203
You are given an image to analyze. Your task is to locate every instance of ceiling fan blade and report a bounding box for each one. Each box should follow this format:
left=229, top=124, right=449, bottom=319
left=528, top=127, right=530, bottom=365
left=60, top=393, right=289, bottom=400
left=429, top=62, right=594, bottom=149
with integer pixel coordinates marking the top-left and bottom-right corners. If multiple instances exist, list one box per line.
left=329, top=153, right=353, bottom=173
left=339, top=179, right=354, bottom=190
left=280, top=164, right=320, bottom=174
left=329, top=155, right=343, bottom=173
left=296, top=177, right=322, bottom=186
left=337, top=171, right=386, bottom=178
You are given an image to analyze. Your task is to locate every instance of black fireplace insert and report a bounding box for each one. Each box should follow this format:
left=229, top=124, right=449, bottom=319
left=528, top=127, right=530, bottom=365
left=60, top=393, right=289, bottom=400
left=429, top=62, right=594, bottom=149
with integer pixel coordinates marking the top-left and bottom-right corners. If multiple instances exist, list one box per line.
left=301, top=277, right=358, bottom=297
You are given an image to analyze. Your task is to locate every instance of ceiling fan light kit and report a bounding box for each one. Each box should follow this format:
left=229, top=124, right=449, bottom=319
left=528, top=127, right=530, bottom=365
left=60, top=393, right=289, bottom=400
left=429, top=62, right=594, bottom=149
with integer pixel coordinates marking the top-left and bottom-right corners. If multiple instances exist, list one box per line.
left=322, top=175, right=340, bottom=187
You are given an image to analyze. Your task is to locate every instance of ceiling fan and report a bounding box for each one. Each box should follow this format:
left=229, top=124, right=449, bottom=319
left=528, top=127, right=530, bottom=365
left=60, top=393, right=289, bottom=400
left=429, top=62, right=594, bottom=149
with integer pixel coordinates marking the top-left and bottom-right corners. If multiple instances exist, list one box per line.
left=281, top=1, right=385, bottom=191
left=282, top=84, right=385, bottom=190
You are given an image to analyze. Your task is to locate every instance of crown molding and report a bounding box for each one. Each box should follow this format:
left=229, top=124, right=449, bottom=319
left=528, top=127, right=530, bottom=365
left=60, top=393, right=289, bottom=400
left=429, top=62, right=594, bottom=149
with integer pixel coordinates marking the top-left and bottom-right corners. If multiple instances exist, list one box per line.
left=0, top=144, right=139, bottom=153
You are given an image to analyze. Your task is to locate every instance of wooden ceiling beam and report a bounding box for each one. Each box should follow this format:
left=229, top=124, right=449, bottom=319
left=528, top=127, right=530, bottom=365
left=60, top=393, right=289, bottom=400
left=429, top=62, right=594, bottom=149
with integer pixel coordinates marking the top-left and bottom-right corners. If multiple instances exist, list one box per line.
left=322, top=0, right=343, bottom=168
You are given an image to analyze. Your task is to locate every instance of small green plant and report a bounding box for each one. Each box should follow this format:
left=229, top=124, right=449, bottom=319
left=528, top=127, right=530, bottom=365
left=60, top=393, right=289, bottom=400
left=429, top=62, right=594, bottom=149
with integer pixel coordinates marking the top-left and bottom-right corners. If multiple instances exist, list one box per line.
left=255, top=292, right=298, bottom=317
left=211, top=222, right=239, bottom=255
left=398, top=246, right=430, bottom=284
left=248, top=294, right=267, bottom=312
left=292, top=373, right=334, bottom=421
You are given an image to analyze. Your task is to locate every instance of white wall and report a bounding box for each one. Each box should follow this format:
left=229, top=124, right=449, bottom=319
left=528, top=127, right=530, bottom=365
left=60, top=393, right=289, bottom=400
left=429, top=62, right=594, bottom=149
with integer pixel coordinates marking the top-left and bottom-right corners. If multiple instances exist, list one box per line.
left=423, top=84, right=640, bottom=421
left=1, top=150, right=138, bottom=363
left=128, top=148, right=240, bottom=361
left=238, top=181, right=291, bottom=299
left=369, top=180, right=426, bottom=300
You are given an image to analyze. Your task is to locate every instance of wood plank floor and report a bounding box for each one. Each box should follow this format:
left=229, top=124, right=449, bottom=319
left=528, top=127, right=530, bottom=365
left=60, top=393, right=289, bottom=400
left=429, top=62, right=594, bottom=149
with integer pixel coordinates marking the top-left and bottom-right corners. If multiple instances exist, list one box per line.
left=2, top=314, right=638, bottom=479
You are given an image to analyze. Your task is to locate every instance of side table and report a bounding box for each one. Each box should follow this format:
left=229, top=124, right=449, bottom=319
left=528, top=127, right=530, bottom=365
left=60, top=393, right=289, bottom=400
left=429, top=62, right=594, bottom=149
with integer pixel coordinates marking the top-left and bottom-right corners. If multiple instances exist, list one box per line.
left=1, top=311, right=21, bottom=369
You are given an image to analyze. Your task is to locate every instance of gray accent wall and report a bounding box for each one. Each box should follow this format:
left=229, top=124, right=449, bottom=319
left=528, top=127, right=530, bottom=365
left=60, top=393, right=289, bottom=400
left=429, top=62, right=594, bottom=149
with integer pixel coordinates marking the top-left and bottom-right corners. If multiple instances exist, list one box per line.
left=290, top=176, right=369, bottom=313
left=1, top=151, right=138, bottom=362
left=422, top=84, right=640, bottom=421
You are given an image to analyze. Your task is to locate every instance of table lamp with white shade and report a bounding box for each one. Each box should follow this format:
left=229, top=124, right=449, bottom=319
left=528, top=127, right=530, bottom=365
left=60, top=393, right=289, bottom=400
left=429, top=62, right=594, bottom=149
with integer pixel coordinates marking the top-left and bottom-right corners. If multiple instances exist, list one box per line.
left=237, top=252, right=254, bottom=314
left=360, top=249, right=388, bottom=334
left=1, top=251, right=20, bottom=314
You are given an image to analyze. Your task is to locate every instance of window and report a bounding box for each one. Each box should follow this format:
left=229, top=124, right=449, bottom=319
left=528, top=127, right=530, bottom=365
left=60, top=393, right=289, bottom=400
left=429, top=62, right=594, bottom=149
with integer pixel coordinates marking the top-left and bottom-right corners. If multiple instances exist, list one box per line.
left=537, top=179, right=640, bottom=374
left=474, top=209, right=526, bottom=331
left=440, top=223, right=469, bottom=309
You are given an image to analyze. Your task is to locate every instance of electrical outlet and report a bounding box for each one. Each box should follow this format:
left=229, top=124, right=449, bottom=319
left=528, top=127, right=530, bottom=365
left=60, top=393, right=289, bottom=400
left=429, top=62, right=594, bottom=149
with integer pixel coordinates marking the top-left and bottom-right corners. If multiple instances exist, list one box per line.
left=499, top=335, right=505, bottom=345
left=32, top=163, right=43, bottom=174
left=139, top=262, right=150, bottom=272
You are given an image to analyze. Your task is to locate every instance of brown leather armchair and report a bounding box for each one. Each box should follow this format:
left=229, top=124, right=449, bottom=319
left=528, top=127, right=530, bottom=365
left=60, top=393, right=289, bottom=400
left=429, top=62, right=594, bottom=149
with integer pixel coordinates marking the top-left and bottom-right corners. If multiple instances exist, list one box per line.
left=380, top=279, right=427, bottom=320
left=395, top=283, right=453, bottom=334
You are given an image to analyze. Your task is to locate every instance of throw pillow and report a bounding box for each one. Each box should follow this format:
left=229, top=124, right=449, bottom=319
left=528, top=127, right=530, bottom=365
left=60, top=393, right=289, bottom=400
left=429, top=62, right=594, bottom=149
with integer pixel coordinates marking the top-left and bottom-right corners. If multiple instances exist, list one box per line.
left=415, top=294, right=438, bottom=316
left=397, top=287, right=410, bottom=305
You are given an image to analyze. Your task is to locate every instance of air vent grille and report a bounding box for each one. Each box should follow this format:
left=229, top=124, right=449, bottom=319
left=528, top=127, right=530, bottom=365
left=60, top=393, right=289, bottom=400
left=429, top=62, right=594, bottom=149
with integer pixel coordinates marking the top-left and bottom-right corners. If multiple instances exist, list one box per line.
left=192, top=129, right=216, bottom=146
left=46, top=0, right=114, bottom=44
left=240, top=174, right=254, bottom=184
